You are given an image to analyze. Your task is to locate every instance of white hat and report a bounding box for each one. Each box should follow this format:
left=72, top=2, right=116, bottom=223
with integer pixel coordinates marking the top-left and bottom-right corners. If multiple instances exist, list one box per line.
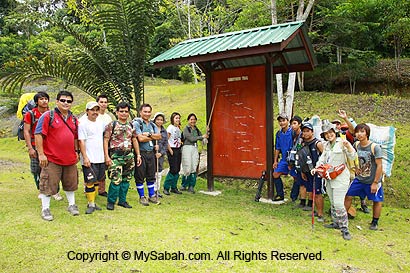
left=86, top=101, right=99, bottom=110
left=152, top=112, right=166, bottom=122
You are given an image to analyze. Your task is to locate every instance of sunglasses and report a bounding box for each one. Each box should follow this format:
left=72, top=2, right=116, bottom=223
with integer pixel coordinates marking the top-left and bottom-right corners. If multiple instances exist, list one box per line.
left=59, top=99, right=73, bottom=104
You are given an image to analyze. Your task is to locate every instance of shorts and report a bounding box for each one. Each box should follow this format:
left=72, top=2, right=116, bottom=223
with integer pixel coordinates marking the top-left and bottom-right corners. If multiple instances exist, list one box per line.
left=82, top=163, right=106, bottom=184
left=346, top=178, right=384, bottom=202
left=305, top=173, right=324, bottom=195
left=39, top=162, right=78, bottom=195
left=274, top=160, right=296, bottom=177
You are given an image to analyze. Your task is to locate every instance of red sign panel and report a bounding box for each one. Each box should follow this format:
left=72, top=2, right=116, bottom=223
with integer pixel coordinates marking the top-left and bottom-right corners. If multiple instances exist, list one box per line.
left=211, top=65, right=267, bottom=179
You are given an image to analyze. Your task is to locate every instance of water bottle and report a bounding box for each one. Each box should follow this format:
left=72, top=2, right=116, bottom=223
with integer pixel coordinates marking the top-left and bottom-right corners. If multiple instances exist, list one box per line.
left=307, top=155, right=313, bottom=170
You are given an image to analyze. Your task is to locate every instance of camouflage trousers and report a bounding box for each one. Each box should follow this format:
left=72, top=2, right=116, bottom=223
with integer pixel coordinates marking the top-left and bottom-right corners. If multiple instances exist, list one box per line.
left=107, top=153, right=135, bottom=204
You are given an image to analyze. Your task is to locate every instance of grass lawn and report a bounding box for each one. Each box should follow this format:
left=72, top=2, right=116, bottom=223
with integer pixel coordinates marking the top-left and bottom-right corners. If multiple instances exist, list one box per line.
left=1, top=137, right=409, bottom=273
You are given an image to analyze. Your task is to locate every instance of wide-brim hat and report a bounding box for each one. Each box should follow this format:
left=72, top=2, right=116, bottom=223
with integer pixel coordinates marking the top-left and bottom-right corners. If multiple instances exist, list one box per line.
left=321, top=120, right=336, bottom=134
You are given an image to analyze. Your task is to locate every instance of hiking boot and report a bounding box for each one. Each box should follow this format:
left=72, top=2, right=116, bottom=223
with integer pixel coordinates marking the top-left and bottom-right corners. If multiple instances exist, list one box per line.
left=106, top=202, right=114, bottom=210
left=163, top=189, right=170, bottom=195
left=324, top=222, right=340, bottom=229
left=85, top=206, right=95, bottom=214
left=317, top=216, right=324, bottom=223
left=99, top=192, right=108, bottom=197
left=148, top=196, right=160, bottom=205
left=67, top=204, right=80, bottom=216
left=170, top=188, right=182, bottom=194
left=118, top=202, right=132, bottom=208
left=361, top=204, right=370, bottom=214
left=139, top=197, right=149, bottom=206
left=342, top=230, right=352, bottom=240
left=369, top=222, right=378, bottom=230
left=41, top=208, right=53, bottom=221
left=273, top=195, right=284, bottom=201
left=302, top=205, right=312, bottom=211
left=188, top=186, right=195, bottom=194
left=52, top=193, right=64, bottom=201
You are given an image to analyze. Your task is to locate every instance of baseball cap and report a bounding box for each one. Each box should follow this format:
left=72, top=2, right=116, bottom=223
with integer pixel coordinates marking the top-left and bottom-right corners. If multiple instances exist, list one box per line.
left=331, top=119, right=342, bottom=124
left=277, top=112, right=289, bottom=121
left=301, top=122, right=314, bottom=131
left=86, top=101, right=99, bottom=110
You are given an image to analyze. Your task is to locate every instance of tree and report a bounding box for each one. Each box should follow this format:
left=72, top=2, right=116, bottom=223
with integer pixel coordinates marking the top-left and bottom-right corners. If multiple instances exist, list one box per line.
left=0, top=0, right=159, bottom=116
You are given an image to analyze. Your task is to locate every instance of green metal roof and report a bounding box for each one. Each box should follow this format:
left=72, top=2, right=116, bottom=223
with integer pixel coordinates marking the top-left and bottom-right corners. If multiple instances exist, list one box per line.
left=150, top=21, right=317, bottom=73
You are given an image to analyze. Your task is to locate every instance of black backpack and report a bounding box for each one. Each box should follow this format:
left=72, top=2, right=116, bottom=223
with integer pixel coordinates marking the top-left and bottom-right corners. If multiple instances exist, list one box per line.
left=296, top=139, right=319, bottom=173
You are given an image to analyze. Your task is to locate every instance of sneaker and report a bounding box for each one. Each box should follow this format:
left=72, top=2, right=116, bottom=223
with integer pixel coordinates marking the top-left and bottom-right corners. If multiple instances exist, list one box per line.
left=369, top=222, right=378, bottom=230
left=163, top=189, right=170, bottom=195
left=93, top=204, right=102, bottom=211
left=180, top=186, right=188, bottom=191
left=41, top=208, right=53, bottom=221
left=99, top=192, right=108, bottom=197
left=106, top=202, right=114, bottom=210
left=342, top=231, right=352, bottom=240
left=52, top=193, right=64, bottom=201
left=67, top=204, right=80, bottom=216
left=296, top=203, right=305, bottom=209
left=317, top=216, right=324, bottom=222
left=148, top=196, right=160, bottom=205
left=156, top=191, right=163, bottom=198
left=273, top=195, right=284, bottom=201
left=85, top=206, right=95, bottom=214
left=170, top=188, right=182, bottom=194
left=188, top=186, right=195, bottom=194
left=324, top=222, right=340, bottom=229
left=302, top=205, right=312, bottom=211
left=118, top=202, right=132, bottom=208
left=361, top=204, right=370, bottom=214
left=139, top=197, right=149, bottom=206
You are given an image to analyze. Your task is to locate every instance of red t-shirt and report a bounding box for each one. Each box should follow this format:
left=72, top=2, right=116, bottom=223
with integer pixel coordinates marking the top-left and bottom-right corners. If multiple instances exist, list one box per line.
left=23, top=108, right=42, bottom=146
left=35, top=109, right=78, bottom=165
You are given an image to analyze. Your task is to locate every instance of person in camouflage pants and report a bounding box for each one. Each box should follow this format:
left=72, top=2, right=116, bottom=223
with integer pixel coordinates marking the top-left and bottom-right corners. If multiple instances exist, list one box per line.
left=103, top=102, right=141, bottom=210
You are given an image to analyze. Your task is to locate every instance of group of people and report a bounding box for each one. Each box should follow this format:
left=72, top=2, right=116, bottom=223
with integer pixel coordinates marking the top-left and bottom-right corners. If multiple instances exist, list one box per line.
left=23, top=91, right=208, bottom=221
left=23, top=90, right=384, bottom=240
left=273, top=111, right=384, bottom=240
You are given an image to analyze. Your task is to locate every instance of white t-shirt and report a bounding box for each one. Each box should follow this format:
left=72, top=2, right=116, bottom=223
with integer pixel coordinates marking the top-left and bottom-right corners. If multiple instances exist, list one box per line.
left=167, top=124, right=182, bottom=148
left=78, top=118, right=105, bottom=164
left=96, top=112, right=113, bottom=127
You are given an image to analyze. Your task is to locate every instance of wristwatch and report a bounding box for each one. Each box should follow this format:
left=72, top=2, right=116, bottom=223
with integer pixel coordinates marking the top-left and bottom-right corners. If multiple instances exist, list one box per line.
left=147, top=132, right=152, bottom=137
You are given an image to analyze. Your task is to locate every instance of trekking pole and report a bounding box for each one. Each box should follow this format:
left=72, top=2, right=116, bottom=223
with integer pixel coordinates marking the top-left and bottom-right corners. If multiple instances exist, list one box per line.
left=155, top=140, right=160, bottom=199
left=311, top=175, right=316, bottom=231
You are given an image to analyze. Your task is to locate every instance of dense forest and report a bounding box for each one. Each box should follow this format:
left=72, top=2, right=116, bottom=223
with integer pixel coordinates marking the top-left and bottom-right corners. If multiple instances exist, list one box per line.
left=1, top=0, right=410, bottom=104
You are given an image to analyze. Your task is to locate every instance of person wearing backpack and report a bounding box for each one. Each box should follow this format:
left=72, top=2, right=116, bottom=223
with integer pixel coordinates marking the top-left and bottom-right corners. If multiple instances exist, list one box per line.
left=134, top=104, right=162, bottom=206
left=23, top=91, right=64, bottom=201
left=152, top=112, right=168, bottom=197
left=299, top=122, right=324, bottom=222
left=311, top=120, right=356, bottom=240
left=344, top=123, right=384, bottom=231
left=34, top=90, right=80, bottom=221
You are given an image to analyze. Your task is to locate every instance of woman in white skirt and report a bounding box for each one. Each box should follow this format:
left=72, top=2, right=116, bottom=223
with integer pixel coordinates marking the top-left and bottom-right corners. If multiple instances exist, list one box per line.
left=181, top=113, right=208, bottom=193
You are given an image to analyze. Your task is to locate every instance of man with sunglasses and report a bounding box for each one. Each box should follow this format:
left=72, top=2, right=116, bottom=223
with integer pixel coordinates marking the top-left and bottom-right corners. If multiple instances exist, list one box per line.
left=35, top=91, right=80, bottom=221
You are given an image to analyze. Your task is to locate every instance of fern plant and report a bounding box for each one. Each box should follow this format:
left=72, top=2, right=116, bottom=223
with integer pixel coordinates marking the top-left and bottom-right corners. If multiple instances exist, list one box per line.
left=0, top=0, right=159, bottom=116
